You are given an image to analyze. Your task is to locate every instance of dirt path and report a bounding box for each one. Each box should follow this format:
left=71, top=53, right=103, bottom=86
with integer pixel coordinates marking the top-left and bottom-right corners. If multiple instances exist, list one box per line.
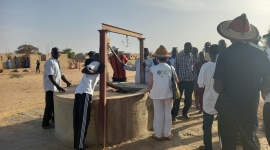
left=0, top=104, right=243, bottom=150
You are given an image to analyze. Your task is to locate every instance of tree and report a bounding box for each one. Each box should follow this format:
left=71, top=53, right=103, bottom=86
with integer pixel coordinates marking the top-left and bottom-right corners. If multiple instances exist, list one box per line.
left=61, top=48, right=75, bottom=58
left=76, top=52, right=85, bottom=56
left=15, top=44, right=39, bottom=54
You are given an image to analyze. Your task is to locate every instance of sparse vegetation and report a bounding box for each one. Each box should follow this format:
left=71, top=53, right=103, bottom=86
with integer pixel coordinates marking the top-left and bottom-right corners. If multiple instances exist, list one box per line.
left=10, top=73, right=23, bottom=78
left=11, top=69, right=20, bottom=72
left=15, top=44, right=41, bottom=54
left=127, top=60, right=135, bottom=65
left=22, top=69, right=30, bottom=72
left=61, top=48, right=75, bottom=58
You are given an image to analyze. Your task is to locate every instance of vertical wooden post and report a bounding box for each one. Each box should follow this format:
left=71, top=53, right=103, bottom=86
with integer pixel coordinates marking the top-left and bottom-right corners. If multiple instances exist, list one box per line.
left=98, top=29, right=107, bottom=147
left=138, top=38, right=145, bottom=84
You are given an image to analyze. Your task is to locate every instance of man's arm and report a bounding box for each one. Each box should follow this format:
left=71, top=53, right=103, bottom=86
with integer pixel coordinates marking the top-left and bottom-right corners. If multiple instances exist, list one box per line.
left=123, top=59, right=137, bottom=71
left=82, top=64, right=105, bottom=75
left=61, top=75, right=71, bottom=87
left=48, top=75, right=65, bottom=92
left=213, top=54, right=226, bottom=94
left=145, top=73, right=153, bottom=93
left=123, top=55, right=128, bottom=64
left=214, top=79, right=224, bottom=94
left=197, top=65, right=204, bottom=88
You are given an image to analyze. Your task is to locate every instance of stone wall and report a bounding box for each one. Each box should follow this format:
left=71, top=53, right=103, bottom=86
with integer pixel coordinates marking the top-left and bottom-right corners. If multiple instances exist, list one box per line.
left=123, top=53, right=140, bottom=60
left=0, top=53, right=28, bottom=69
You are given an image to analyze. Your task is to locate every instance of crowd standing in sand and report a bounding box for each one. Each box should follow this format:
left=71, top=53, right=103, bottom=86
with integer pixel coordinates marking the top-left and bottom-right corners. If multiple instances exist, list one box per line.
left=41, top=13, right=270, bottom=150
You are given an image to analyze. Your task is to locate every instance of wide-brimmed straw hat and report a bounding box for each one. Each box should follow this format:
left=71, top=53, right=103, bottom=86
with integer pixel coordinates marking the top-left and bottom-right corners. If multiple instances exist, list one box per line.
left=152, top=45, right=171, bottom=58
left=217, top=13, right=259, bottom=42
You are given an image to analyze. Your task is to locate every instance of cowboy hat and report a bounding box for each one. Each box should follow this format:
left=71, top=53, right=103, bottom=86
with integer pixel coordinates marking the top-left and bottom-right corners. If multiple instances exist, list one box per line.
left=217, top=13, right=259, bottom=42
left=152, top=45, right=171, bottom=58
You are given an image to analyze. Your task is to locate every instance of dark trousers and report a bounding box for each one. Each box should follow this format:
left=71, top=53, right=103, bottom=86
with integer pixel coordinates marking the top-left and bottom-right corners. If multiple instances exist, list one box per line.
left=203, top=111, right=214, bottom=150
left=36, top=66, right=40, bottom=73
left=218, top=108, right=258, bottom=150
left=42, top=91, right=54, bottom=127
left=171, top=81, right=194, bottom=116
left=264, top=102, right=270, bottom=146
left=73, top=93, right=92, bottom=149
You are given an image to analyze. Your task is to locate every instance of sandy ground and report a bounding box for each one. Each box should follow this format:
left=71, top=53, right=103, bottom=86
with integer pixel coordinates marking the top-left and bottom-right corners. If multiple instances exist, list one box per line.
left=0, top=67, right=267, bottom=150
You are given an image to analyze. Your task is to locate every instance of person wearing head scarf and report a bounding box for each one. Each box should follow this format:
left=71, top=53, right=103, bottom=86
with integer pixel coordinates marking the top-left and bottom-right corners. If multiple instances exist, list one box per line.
left=145, top=45, right=178, bottom=141
left=6, top=57, right=12, bottom=69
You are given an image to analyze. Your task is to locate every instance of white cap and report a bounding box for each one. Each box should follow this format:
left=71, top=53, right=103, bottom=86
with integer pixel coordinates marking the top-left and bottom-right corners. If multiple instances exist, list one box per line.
left=111, top=46, right=119, bottom=51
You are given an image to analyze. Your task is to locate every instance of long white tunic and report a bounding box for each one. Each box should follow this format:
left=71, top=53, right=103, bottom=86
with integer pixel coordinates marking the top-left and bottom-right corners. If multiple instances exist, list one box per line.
left=123, top=58, right=153, bottom=84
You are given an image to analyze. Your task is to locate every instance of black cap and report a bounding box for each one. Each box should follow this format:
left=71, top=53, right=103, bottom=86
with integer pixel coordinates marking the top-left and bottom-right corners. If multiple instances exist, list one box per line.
left=88, top=51, right=96, bottom=55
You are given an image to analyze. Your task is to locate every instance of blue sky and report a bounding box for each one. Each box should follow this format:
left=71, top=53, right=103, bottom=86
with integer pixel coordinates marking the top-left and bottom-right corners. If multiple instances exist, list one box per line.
left=1, top=0, right=270, bottom=54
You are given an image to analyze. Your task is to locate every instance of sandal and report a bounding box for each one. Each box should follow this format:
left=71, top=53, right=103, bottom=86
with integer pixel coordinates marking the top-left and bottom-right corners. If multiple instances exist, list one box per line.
left=151, top=134, right=163, bottom=141
left=164, top=134, right=173, bottom=141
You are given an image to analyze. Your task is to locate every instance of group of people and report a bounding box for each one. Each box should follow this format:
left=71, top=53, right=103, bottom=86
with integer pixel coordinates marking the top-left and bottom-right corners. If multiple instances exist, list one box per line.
left=126, top=14, right=270, bottom=150
left=144, top=14, right=270, bottom=150
left=6, top=56, right=30, bottom=69
left=6, top=55, right=41, bottom=73
left=41, top=13, right=270, bottom=150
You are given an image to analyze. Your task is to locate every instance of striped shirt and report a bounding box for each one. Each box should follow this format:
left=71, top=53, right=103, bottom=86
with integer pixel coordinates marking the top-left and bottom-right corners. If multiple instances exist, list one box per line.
left=175, top=52, right=195, bottom=81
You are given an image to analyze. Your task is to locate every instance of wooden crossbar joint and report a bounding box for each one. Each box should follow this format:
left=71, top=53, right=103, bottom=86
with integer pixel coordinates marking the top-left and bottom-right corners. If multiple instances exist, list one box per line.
left=102, top=23, right=143, bottom=38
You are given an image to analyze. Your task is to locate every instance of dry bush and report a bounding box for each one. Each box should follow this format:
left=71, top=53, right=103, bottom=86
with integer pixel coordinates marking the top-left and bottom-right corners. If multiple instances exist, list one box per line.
left=22, top=69, right=30, bottom=72
left=10, top=73, right=23, bottom=78
left=11, top=69, right=20, bottom=72
left=0, top=69, right=3, bottom=73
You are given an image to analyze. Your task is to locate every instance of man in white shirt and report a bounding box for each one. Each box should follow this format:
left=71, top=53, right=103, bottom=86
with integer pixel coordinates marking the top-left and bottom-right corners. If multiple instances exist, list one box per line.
left=197, top=44, right=220, bottom=150
left=42, top=47, right=71, bottom=129
left=263, top=32, right=270, bottom=146
left=123, top=48, right=153, bottom=84
left=74, top=53, right=127, bottom=150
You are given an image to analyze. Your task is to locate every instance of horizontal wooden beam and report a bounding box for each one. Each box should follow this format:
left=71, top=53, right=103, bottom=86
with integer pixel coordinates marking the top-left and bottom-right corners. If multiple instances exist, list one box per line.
left=102, top=23, right=143, bottom=38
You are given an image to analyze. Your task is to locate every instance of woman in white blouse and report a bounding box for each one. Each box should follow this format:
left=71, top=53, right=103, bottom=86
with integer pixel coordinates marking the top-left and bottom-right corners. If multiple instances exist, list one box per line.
left=145, top=45, right=179, bottom=141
